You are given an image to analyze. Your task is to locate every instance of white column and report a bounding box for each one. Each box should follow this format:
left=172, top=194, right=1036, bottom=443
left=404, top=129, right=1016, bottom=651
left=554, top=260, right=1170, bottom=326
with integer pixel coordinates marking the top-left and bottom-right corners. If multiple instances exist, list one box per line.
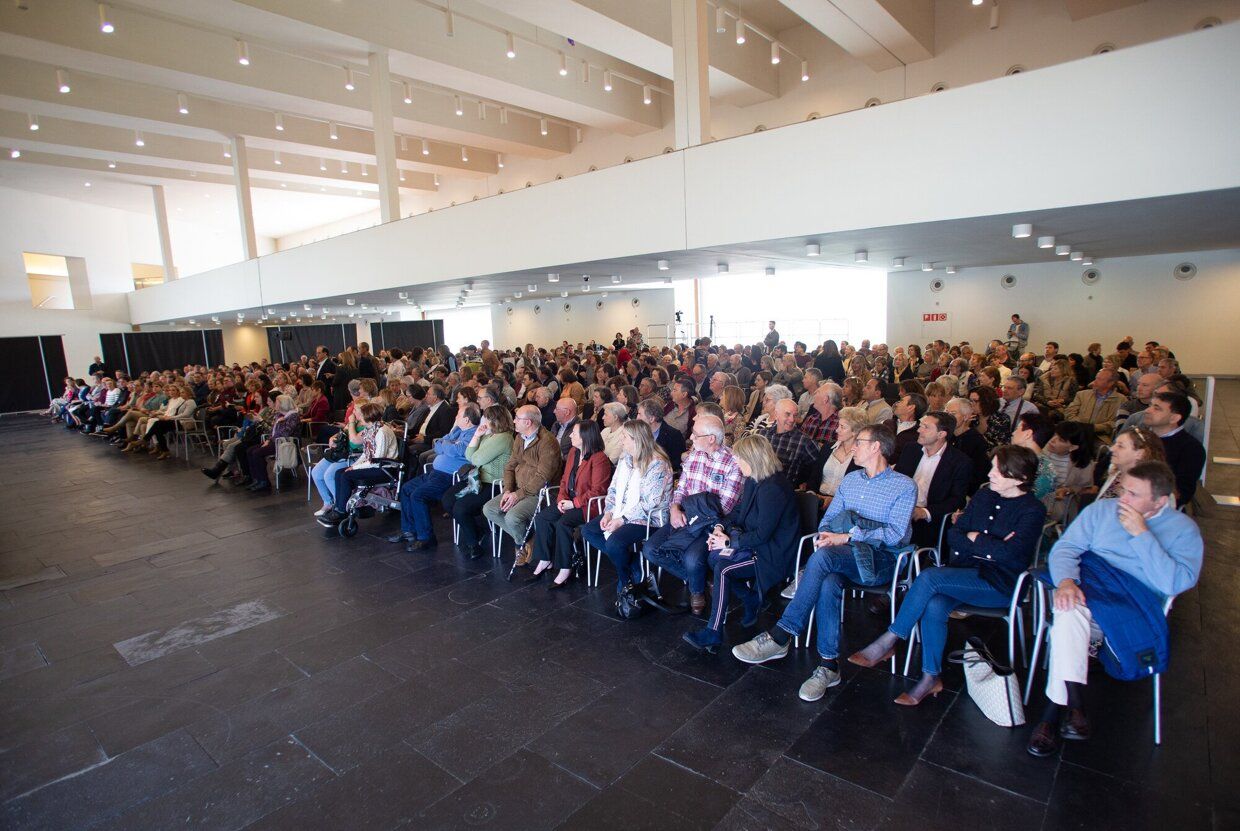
left=150, top=184, right=177, bottom=281
left=230, top=135, right=258, bottom=260
left=368, top=49, right=401, bottom=224
left=670, top=0, right=711, bottom=150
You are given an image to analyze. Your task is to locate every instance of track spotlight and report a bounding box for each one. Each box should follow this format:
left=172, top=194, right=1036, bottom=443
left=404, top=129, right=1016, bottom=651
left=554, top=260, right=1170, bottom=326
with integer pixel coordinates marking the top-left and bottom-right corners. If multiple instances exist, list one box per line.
left=603, top=70, right=613, bottom=92
left=273, top=150, right=281, bottom=165
left=540, top=118, right=548, bottom=136
left=461, top=146, right=468, bottom=162
left=27, top=114, right=38, bottom=131
left=134, top=129, right=144, bottom=147
left=177, top=93, right=189, bottom=114
left=344, top=67, right=355, bottom=91
left=329, top=121, right=338, bottom=140
left=223, top=143, right=231, bottom=159
left=274, top=112, right=284, bottom=131
left=98, top=3, right=114, bottom=33
left=716, top=7, right=726, bottom=33
left=643, top=85, right=652, bottom=105
left=454, top=95, right=463, bottom=116
left=736, top=18, right=746, bottom=44
left=319, top=158, right=326, bottom=171
left=402, top=82, right=413, bottom=104
left=57, top=69, right=70, bottom=94
left=771, top=42, right=781, bottom=64
left=559, top=52, right=568, bottom=76
left=506, top=33, right=516, bottom=59
left=801, top=61, right=809, bottom=82
left=497, top=153, right=504, bottom=168
left=421, top=138, right=430, bottom=156
left=236, top=39, right=250, bottom=66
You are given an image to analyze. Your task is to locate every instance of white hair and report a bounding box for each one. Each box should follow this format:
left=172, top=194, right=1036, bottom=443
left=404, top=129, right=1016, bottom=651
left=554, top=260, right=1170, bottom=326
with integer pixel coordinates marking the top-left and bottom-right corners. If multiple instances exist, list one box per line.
left=764, top=384, right=793, bottom=403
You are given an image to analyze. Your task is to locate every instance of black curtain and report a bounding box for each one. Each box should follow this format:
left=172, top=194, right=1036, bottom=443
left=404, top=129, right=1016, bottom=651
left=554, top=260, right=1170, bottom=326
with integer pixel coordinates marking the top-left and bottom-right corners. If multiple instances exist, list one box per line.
left=374, top=320, right=443, bottom=352
left=266, top=324, right=355, bottom=364
left=0, top=335, right=67, bottom=414
left=99, top=332, right=126, bottom=376
left=204, top=330, right=225, bottom=367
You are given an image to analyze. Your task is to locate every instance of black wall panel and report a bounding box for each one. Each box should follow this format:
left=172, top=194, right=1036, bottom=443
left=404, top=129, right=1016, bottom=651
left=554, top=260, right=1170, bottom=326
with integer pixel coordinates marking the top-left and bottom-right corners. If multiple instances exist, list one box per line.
left=98, top=330, right=225, bottom=375
left=0, top=335, right=67, bottom=414
left=99, top=333, right=126, bottom=377
left=373, top=320, right=444, bottom=352
left=266, top=324, right=356, bottom=364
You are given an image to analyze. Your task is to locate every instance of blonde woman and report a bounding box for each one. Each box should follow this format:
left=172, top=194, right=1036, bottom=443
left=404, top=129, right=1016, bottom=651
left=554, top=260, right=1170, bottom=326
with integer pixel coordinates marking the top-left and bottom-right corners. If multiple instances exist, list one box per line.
left=600, top=401, right=628, bottom=463
left=809, top=406, right=867, bottom=509
left=720, top=385, right=746, bottom=446
left=580, top=420, right=672, bottom=594
left=682, top=434, right=799, bottom=653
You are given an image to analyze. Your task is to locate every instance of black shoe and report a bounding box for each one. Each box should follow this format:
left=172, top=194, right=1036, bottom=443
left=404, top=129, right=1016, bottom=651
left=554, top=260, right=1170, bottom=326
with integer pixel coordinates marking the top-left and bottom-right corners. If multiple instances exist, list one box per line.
left=201, top=462, right=227, bottom=480
left=1059, top=708, right=1091, bottom=741
left=525, top=570, right=546, bottom=584
left=468, top=543, right=487, bottom=560
left=1027, top=721, right=1060, bottom=757
left=317, top=509, right=345, bottom=527
left=386, top=532, right=415, bottom=544
left=548, top=577, right=572, bottom=591
left=404, top=537, right=437, bottom=552
left=248, top=482, right=271, bottom=493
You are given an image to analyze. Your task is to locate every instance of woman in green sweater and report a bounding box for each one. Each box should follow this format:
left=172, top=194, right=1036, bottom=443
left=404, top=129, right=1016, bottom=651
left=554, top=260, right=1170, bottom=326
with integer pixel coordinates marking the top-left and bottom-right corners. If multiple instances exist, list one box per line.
left=443, top=405, right=514, bottom=557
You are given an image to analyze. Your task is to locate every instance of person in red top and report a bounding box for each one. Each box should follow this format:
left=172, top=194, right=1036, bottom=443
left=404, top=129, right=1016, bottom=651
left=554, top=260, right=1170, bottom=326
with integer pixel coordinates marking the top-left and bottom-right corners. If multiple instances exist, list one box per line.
left=528, top=420, right=613, bottom=588
left=617, top=346, right=631, bottom=368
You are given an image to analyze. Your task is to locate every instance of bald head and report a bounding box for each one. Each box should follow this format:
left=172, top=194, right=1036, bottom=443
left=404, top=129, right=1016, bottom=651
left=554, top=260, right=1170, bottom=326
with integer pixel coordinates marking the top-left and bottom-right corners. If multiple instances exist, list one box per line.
left=516, top=404, right=542, bottom=437
left=555, top=397, right=577, bottom=424
left=1136, top=372, right=1161, bottom=402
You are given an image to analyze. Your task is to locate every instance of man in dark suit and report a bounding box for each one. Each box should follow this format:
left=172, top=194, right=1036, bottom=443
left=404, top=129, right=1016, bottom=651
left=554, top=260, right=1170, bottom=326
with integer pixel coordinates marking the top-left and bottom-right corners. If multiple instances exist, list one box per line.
left=638, top=397, right=685, bottom=473
left=404, top=383, right=453, bottom=467
left=357, top=342, right=378, bottom=379
left=1141, top=391, right=1205, bottom=507
left=551, top=397, right=579, bottom=458
left=895, top=411, right=972, bottom=549
left=885, top=392, right=926, bottom=462
left=314, top=345, right=337, bottom=397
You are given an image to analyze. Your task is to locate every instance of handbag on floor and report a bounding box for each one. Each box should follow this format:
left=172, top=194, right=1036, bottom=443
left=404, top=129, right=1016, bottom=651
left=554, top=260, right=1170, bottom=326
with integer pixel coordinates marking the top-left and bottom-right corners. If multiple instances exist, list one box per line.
left=615, top=581, right=646, bottom=620
left=947, top=636, right=1026, bottom=727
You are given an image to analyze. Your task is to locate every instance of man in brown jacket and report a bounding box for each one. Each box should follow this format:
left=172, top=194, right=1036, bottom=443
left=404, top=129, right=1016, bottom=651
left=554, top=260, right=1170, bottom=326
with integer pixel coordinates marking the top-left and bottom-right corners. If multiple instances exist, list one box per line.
left=482, top=404, right=562, bottom=560
left=1062, top=369, right=1123, bottom=440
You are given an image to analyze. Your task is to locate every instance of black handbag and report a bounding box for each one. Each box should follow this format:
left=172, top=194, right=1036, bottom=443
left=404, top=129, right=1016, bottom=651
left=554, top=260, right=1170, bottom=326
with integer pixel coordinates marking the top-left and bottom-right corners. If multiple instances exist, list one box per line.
left=614, top=581, right=646, bottom=620
left=323, top=435, right=350, bottom=462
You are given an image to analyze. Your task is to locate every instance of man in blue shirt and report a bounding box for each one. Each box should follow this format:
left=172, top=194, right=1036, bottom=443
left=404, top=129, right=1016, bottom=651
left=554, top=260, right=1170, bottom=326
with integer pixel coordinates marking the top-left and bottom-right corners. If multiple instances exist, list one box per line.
left=731, top=424, right=917, bottom=702
left=391, top=405, right=480, bottom=551
left=1027, top=460, right=1202, bottom=757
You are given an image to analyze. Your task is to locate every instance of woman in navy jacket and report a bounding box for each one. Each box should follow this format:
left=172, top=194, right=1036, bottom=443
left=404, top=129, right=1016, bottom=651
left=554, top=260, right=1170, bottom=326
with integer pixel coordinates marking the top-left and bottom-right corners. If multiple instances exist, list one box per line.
left=849, top=445, right=1047, bottom=704
left=682, top=434, right=799, bottom=653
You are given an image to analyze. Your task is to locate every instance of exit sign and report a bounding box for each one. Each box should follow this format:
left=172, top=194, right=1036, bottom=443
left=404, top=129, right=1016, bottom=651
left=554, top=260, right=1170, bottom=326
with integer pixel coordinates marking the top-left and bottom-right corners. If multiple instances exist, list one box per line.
left=923, top=313, right=947, bottom=322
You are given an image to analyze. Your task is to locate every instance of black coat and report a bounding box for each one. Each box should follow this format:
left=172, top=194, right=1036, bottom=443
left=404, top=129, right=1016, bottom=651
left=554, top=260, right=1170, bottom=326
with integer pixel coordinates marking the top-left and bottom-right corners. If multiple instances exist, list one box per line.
left=813, top=354, right=846, bottom=384
left=419, top=401, right=455, bottom=444
left=331, top=365, right=359, bottom=411
left=552, top=417, right=578, bottom=458
left=945, top=487, right=1047, bottom=594
left=724, top=474, right=799, bottom=594
left=1160, top=429, right=1205, bottom=506
left=654, top=423, right=686, bottom=472
left=950, top=428, right=991, bottom=493
left=895, top=443, right=972, bottom=546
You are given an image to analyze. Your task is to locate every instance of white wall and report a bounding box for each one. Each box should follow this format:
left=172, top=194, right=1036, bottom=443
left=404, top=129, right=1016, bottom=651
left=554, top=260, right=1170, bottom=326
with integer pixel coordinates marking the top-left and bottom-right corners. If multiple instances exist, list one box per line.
left=491, top=288, right=675, bottom=349
left=0, top=186, right=157, bottom=375
left=220, top=323, right=270, bottom=366
left=886, top=248, right=1240, bottom=375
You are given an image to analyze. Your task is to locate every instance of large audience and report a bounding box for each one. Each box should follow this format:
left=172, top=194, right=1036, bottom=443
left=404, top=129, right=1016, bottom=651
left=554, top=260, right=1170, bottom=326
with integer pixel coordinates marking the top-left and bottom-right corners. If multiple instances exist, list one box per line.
left=49, top=322, right=1208, bottom=757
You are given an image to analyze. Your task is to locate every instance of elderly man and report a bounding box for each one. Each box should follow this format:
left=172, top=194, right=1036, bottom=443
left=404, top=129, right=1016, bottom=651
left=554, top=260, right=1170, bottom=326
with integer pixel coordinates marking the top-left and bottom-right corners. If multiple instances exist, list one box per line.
left=1116, top=371, right=1161, bottom=427
left=1027, top=461, right=1202, bottom=757
left=551, top=397, right=579, bottom=458
left=533, top=386, right=557, bottom=430
left=1063, top=369, right=1123, bottom=440
left=404, top=383, right=453, bottom=465
left=799, top=382, right=841, bottom=448
left=760, top=399, right=820, bottom=487
left=641, top=414, right=744, bottom=615
left=638, top=397, right=686, bottom=472
left=861, top=378, right=893, bottom=425
left=999, top=376, right=1036, bottom=425
left=731, top=425, right=916, bottom=701
left=481, top=405, right=562, bottom=563
left=391, top=405, right=480, bottom=551
left=749, top=383, right=793, bottom=434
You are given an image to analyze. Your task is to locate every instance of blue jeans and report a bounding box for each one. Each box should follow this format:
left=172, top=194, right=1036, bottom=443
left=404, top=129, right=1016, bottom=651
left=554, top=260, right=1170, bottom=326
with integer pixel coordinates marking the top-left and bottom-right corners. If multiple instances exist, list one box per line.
left=777, top=544, right=897, bottom=660
left=641, top=524, right=708, bottom=594
left=399, top=470, right=453, bottom=539
left=889, top=566, right=1009, bottom=675
left=312, top=458, right=349, bottom=506
left=580, top=518, right=652, bottom=591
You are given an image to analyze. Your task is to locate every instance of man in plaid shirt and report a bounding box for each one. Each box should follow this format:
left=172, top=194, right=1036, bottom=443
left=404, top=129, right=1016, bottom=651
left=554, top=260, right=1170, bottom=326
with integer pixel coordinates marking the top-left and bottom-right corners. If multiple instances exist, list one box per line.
left=800, top=383, right=841, bottom=448
left=642, top=414, right=743, bottom=615
left=760, top=399, right=820, bottom=487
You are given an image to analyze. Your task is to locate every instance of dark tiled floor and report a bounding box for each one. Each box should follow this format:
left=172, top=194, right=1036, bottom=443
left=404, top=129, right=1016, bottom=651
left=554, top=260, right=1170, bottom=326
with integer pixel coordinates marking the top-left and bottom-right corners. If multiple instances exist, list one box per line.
left=1, top=392, right=1237, bottom=830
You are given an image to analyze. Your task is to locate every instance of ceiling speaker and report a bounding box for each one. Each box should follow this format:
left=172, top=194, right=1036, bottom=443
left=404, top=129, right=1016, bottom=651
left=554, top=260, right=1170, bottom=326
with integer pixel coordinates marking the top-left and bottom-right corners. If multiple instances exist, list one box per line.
left=506, top=306, right=513, bottom=316
left=1001, top=274, right=1017, bottom=289
left=595, top=300, right=604, bottom=310
left=563, top=302, right=572, bottom=313
left=533, top=305, right=541, bottom=315
left=631, top=297, right=641, bottom=307
left=929, top=278, right=944, bottom=293
left=1081, top=268, right=1101, bottom=285
left=1173, top=262, right=1197, bottom=281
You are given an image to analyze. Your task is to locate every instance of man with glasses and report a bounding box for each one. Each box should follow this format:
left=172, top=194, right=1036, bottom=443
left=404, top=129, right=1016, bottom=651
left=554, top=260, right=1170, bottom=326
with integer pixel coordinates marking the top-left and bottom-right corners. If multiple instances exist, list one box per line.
left=482, top=405, right=562, bottom=563
left=731, top=424, right=916, bottom=702
left=641, top=415, right=744, bottom=615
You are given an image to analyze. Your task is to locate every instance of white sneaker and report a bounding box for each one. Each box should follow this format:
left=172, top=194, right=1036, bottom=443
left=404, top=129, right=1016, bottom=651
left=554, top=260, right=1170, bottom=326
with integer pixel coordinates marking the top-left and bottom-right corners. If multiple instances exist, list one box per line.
left=798, top=665, right=841, bottom=702
left=314, top=505, right=330, bottom=517
left=781, top=570, right=804, bottom=600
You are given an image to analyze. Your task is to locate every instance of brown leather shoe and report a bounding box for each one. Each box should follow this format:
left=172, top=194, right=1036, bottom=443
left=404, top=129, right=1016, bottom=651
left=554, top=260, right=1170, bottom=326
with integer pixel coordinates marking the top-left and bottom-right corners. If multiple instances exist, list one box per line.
left=1060, top=708, right=1091, bottom=741
left=513, top=542, right=533, bottom=567
left=847, top=646, right=896, bottom=669
left=893, top=677, right=944, bottom=706
left=1027, top=721, right=1059, bottom=757
left=689, top=592, right=707, bottom=616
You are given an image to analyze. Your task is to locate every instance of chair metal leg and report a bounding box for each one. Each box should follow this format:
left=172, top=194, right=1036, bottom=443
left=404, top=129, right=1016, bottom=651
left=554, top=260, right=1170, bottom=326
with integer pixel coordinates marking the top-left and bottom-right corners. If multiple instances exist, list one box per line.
left=1154, top=674, right=1162, bottom=745
left=903, top=624, right=918, bottom=677
left=1024, top=587, right=1047, bottom=705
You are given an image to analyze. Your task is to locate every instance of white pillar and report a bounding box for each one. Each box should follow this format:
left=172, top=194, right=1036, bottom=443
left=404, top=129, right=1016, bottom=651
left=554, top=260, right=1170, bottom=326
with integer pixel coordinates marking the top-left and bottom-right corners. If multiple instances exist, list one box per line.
left=670, top=0, right=711, bottom=149
left=230, top=135, right=258, bottom=260
left=150, top=184, right=177, bottom=281
left=368, top=49, right=401, bottom=224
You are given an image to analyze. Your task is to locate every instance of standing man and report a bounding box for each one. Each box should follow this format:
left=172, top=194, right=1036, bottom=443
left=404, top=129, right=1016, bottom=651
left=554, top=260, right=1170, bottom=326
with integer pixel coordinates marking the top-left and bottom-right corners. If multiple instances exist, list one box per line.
left=764, top=321, right=780, bottom=351
left=1007, top=314, right=1029, bottom=353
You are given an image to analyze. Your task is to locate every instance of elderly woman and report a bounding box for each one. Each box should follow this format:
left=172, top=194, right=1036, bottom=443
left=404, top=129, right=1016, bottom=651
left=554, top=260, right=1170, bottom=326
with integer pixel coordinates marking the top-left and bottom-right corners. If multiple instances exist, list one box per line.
left=237, top=394, right=301, bottom=493
left=848, top=446, right=1047, bottom=705
left=682, top=434, right=799, bottom=653
left=529, top=420, right=613, bottom=587
left=580, top=420, right=672, bottom=595
left=807, top=405, right=867, bottom=509
left=747, top=383, right=793, bottom=435
left=441, top=406, right=514, bottom=558
left=599, top=401, right=628, bottom=463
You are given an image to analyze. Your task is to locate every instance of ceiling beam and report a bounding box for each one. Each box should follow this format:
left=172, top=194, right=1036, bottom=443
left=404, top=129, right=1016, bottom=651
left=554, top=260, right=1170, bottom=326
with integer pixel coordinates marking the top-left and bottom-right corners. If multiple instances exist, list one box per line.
left=0, top=109, right=438, bottom=190
left=471, top=0, right=780, bottom=106
left=6, top=150, right=385, bottom=199
left=830, top=0, right=934, bottom=64
left=0, top=55, right=495, bottom=177
left=228, top=0, right=665, bottom=135
left=776, top=0, right=905, bottom=70
left=0, top=0, right=569, bottom=156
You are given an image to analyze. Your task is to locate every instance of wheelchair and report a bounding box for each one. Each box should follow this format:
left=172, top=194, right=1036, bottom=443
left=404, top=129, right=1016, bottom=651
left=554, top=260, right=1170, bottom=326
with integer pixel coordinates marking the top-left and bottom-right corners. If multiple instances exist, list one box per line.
left=330, top=458, right=406, bottom=538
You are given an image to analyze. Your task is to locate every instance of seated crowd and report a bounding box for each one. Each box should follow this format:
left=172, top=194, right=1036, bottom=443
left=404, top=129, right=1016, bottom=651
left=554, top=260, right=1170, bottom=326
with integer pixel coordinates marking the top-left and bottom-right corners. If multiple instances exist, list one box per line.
left=49, top=326, right=1208, bottom=757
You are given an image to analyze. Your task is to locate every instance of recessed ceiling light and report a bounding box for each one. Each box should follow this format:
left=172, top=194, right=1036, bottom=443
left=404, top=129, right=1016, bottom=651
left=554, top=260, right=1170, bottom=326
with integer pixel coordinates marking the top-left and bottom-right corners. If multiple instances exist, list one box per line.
left=921, top=262, right=934, bottom=271
left=107, top=161, right=116, bottom=168
left=1055, top=245, right=1071, bottom=256
left=657, top=259, right=669, bottom=270
left=27, top=114, right=38, bottom=131
left=1012, top=223, right=1032, bottom=238
left=1037, top=236, right=1055, bottom=249
left=806, top=243, right=820, bottom=257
